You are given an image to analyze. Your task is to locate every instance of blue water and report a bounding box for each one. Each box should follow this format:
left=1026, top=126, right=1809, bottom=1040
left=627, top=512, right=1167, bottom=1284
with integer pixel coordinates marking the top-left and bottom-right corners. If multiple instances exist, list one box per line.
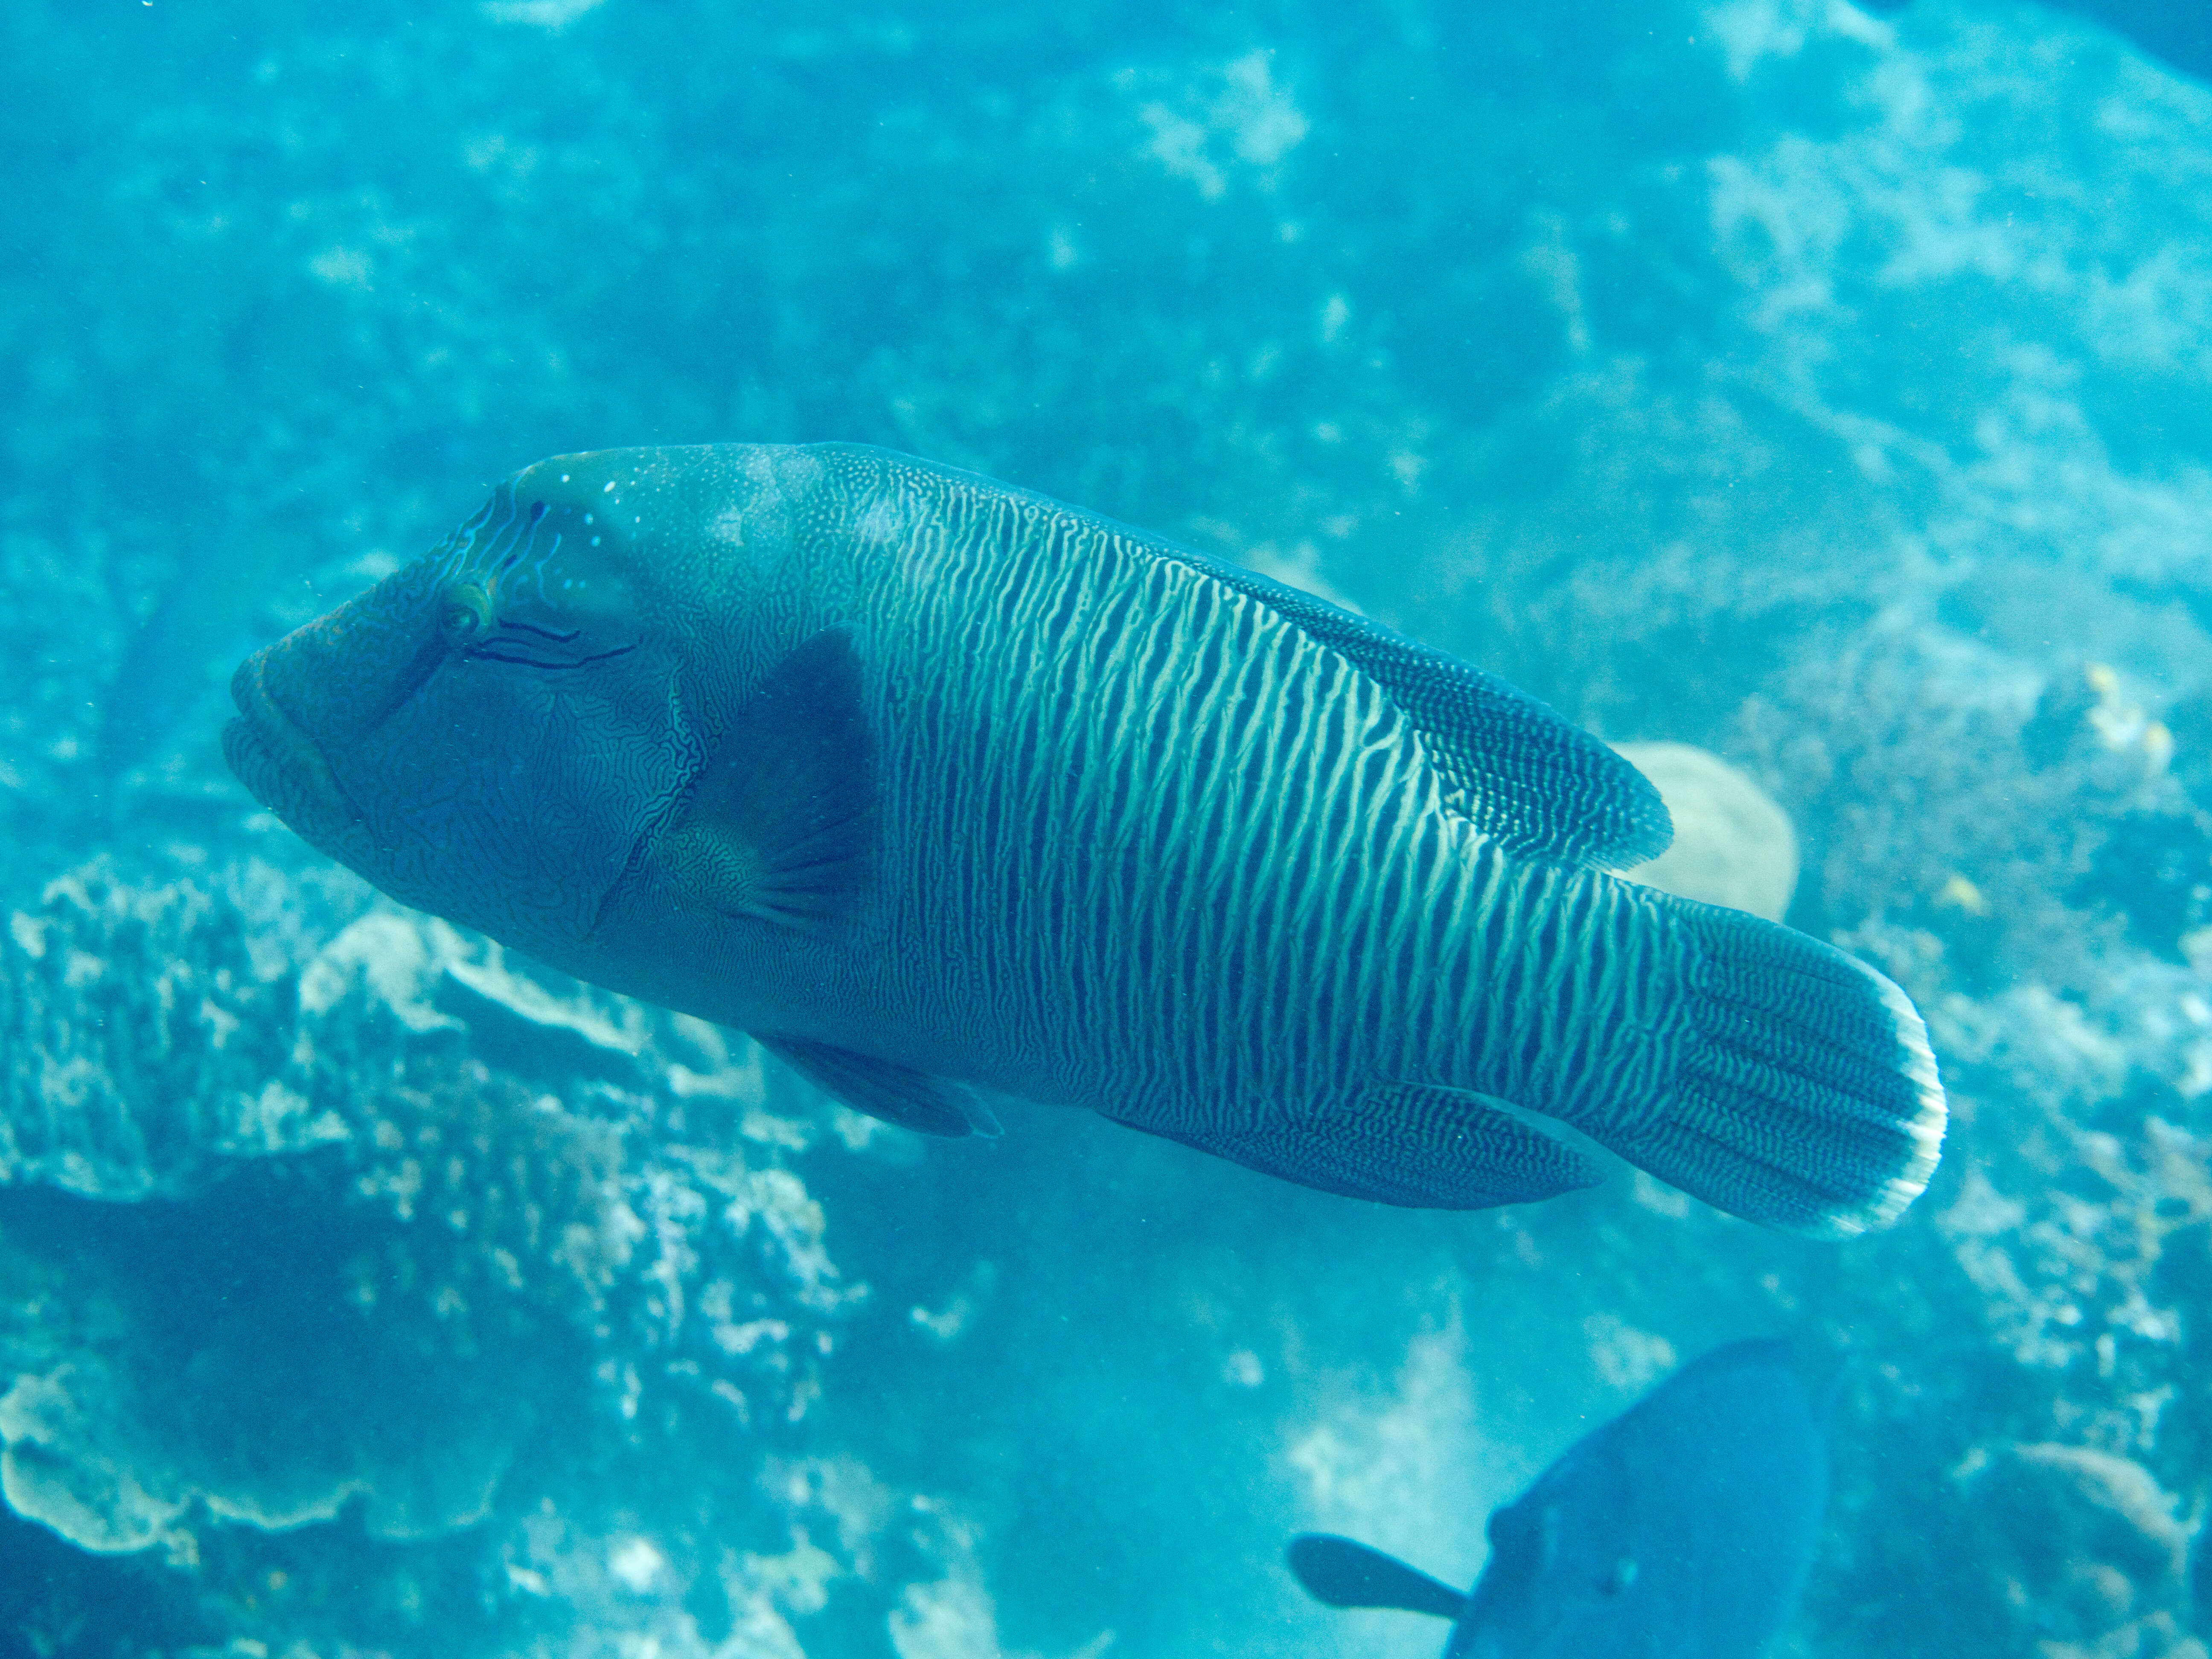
left=3, top=1, right=2210, bottom=1654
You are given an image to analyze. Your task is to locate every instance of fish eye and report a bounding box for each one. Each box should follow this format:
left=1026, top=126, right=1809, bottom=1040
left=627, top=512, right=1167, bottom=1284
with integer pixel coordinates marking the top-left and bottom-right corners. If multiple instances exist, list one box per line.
left=439, top=581, right=495, bottom=646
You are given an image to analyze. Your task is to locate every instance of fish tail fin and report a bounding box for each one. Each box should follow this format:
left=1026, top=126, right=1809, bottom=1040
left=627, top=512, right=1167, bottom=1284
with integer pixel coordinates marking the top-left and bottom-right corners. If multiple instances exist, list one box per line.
left=1609, top=897, right=1946, bottom=1238
left=1285, top=1535, right=1470, bottom=1620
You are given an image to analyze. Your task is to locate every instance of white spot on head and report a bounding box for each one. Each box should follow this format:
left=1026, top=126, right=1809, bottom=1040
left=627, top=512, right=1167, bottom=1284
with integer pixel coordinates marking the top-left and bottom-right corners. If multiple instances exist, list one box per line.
left=559, top=473, right=570, bottom=483
left=602, top=480, right=616, bottom=493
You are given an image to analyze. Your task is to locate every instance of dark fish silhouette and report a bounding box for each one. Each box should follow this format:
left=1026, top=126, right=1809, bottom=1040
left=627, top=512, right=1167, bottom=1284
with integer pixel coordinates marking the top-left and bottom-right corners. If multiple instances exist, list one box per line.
left=224, top=444, right=1943, bottom=1232
left=1289, top=1339, right=1830, bottom=1657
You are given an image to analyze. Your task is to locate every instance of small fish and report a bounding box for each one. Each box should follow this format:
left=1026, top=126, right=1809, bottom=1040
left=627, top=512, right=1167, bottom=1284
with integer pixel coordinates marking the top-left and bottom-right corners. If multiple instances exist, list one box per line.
left=1288, top=1339, right=1831, bottom=1658
left=224, top=445, right=1943, bottom=1232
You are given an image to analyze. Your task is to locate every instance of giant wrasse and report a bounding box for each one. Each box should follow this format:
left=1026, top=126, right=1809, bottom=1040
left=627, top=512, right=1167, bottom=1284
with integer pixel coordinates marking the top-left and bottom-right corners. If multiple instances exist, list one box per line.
left=1288, top=1337, right=1831, bottom=1657
left=224, top=444, right=1944, bottom=1234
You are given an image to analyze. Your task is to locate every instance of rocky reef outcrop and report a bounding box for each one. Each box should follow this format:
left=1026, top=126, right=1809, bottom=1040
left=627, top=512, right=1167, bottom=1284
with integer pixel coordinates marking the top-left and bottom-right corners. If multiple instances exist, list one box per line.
left=0, top=854, right=925, bottom=1654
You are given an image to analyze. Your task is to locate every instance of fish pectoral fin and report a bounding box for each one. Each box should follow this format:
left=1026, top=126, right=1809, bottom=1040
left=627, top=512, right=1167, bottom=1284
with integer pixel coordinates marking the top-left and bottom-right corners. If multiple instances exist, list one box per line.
left=663, top=626, right=877, bottom=933
left=1141, top=1087, right=1605, bottom=1209
left=760, top=1036, right=1002, bottom=1140
left=1286, top=1535, right=1470, bottom=1620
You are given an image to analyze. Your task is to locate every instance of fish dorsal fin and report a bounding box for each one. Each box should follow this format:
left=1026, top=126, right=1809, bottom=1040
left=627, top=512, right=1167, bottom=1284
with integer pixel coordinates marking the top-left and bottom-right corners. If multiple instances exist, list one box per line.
left=1181, top=555, right=1670, bottom=870
left=661, top=626, right=876, bottom=932
left=840, top=446, right=1668, bottom=870
left=760, top=1036, right=1003, bottom=1139
left=1286, top=1535, right=1470, bottom=1620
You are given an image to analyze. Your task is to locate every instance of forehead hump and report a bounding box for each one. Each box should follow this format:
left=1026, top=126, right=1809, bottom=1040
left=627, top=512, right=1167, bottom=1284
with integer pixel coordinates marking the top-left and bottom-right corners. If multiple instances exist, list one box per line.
left=461, top=445, right=854, bottom=601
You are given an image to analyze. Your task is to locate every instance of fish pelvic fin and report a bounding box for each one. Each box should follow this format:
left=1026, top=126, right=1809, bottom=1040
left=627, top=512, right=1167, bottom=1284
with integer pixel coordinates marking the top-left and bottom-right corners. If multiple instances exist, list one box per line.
left=1286, top=1534, right=1470, bottom=1620
left=1134, top=1087, right=1605, bottom=1209
left=760, top=1036, right=1002, bottom=1139
left=1607, top=897, right=1947, bottom=1237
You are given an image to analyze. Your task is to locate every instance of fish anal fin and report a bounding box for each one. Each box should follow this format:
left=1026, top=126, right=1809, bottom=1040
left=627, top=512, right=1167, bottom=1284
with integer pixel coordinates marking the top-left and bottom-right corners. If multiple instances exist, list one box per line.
left=1140, top=1087, right=1605, bottom=1209
left=664, top=626, right=876, bottom=932
left=1286, top=1534, right=1470, bottom=1619
left=761, top=1036, right=1002, bottom=1140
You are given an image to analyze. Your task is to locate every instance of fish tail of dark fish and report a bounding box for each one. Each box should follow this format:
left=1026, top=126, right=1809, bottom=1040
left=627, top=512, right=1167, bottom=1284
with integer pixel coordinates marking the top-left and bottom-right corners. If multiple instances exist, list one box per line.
left=1284, top=1534, right=1470, bottom=1621
left=1606, top=896, right=1948, bottom=1238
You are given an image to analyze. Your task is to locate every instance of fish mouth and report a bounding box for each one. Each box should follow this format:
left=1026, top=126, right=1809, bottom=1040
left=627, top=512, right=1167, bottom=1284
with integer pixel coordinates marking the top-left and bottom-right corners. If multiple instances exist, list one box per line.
left=223, top=651, right=375, bottom=858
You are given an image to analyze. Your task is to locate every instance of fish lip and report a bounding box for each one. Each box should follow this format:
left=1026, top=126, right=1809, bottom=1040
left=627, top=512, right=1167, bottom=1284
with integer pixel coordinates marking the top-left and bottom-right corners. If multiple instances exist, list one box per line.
left=224, top=651, right=373, bottom=842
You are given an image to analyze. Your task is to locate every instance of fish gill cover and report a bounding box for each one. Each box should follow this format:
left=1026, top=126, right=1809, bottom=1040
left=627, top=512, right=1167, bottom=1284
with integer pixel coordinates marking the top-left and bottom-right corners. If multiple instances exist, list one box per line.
left=1, top=1, right=2210, bottom=1656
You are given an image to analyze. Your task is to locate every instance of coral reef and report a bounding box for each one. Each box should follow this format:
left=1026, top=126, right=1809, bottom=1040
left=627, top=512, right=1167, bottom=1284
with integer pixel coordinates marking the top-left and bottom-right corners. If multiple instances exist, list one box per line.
left=0, top=862, right=346, bottom=1201
left=1715, top=631, right=2212, bottom=1657
left=0, top=854, right=917, bottom=1653
left=1956, top=1441, right=2198, bottom=1658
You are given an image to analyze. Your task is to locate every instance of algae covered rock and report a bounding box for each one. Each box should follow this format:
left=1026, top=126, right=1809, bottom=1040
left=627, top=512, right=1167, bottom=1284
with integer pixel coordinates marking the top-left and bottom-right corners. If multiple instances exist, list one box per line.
left=1955, top=1443, right=2204, bottom=1659
left=1612, top=741, right=1800, bottom=922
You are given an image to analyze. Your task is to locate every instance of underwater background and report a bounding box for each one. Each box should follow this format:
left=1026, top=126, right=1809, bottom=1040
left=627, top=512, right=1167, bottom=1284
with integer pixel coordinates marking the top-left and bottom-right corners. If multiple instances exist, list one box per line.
left=3, top=0, right=2212, bottom=1653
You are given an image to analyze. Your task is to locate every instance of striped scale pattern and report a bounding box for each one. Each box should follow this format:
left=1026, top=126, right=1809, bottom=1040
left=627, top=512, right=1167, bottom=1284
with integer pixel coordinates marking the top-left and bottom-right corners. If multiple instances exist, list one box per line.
left=856, top=471, right=1687, bottom=1141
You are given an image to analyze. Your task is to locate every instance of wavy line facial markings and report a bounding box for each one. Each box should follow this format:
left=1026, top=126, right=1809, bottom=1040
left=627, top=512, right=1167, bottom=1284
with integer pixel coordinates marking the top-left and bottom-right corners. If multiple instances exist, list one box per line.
left=500, top=620, right=580, bottom=644
left=428, top=491, right=510, bottom=583
left=467, top=639, right=640, bottom=672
